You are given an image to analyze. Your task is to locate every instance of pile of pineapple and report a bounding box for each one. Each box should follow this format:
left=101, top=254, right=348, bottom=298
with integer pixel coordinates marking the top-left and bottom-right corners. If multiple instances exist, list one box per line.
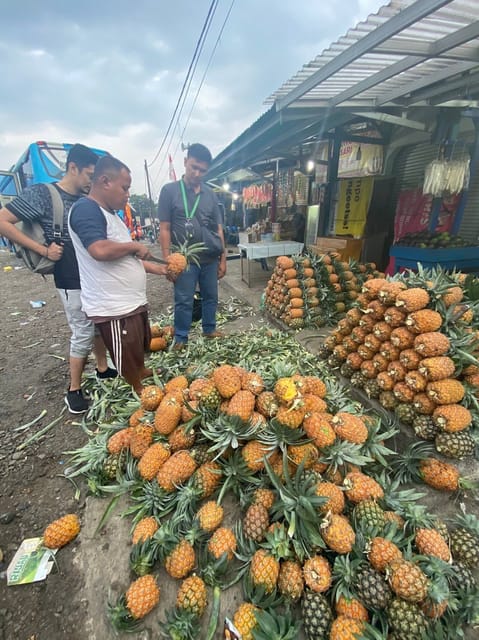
left=264, top=252, right=384, bottom=329
left=68, top=335, right=478, bottom=639
left=320, top=267, right=479, bottom=462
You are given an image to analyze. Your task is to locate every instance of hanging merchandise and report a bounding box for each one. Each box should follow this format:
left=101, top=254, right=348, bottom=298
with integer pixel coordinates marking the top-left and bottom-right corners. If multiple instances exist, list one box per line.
left=277, top=169, right=294, bottom=208
left=242, top=183, right=273, bottom=208
left=294, top=172, right=309, bottom=206
left=423, top=156, right=470, bottom=197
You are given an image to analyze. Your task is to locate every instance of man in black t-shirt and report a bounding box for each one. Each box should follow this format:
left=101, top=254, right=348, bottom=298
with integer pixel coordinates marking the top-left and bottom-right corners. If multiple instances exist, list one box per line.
left=0, top=144, right=117, bottom=413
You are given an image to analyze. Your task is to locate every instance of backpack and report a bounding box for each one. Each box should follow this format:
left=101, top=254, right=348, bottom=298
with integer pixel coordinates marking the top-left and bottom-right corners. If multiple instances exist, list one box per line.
left=15, top=183, right=64, bottom=274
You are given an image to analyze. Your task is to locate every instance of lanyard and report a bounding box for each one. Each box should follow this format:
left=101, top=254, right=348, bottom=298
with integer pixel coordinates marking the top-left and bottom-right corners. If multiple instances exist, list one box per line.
left=179, top=180, right=200, bottom=220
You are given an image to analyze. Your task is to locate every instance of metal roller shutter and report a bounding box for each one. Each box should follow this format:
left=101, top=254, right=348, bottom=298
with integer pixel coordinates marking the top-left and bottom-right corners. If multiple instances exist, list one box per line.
left=459, top=166, right=479, bottom=243
left=390, top=143, right=440, bottom=216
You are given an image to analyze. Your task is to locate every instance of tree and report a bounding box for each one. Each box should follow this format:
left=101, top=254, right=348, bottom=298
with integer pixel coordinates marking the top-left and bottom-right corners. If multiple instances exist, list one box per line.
left=129, top=194, right=156, bottom=224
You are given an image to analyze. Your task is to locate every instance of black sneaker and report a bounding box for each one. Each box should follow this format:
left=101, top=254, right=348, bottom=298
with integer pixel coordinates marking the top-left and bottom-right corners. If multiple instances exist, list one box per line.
left=96, top=366, right=118, bottom=380
left=65, top=389, right=89, bottom=414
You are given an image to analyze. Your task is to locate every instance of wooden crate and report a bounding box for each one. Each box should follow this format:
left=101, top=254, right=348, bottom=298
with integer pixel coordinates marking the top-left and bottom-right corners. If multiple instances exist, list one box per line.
left=315, top=236, right=363, bottom=261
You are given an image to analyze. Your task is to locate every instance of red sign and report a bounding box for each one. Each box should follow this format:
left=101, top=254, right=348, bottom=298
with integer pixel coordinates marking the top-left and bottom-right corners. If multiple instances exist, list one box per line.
left=394, top=189, right=460, bottom=242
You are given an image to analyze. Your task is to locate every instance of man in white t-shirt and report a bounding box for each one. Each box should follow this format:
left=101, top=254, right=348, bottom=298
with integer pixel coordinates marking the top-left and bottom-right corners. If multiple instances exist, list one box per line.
left=69, top=155, right=167, bottom=394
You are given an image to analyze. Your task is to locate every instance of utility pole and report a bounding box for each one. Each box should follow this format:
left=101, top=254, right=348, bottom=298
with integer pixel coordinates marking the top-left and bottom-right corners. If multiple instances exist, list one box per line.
left=144, top=159, right=157, bottom=238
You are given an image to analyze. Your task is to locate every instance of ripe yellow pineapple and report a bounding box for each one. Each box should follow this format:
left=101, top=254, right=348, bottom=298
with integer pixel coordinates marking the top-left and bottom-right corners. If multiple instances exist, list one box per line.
left=276, top=404, right=306, bottom=429
left=241, top=371, right=265, bottom=396
left=303, top=412, right=336, bottom=449
left=233, top=602, right=260, bottom=640
left=43, top=514, right=80, bottom=549
left=414, top=332, right=450, bottom=357
left=415, top=528, right=451, bottom=561
left=176, top=574, right=207, bottom=617
left=332, top=412, right=368, bottom=444
left=419, top=457, right=461, bottom=491
left=226, top=389, right=256, bottom=421
left=207, top=526, right=237, bottom=561
left=165, top=539, right=196, bottom=579
left=343, top=471, right=384, bottom=503
left=426, top=379, right=465, bottom=405
left=255, top=391, right=279, bottom=417
left=157, top=450, right=197, bottom=491
left=212, top=364, right=242, bottom=398
left=287, top=442, right=319, bottom=468
left=274, top=377, right=298, bottom=405
left=165, top=375, right=189, bottom=394
left=302, top=375, right=327, bottom=398
left=166, top=252, right=187, bottom=277
left=335, top=596, right=369, bottom=621
left=107, top=427, right=133, bottom=454
left=129, top=408, right=145, bottom=427
left=315, top=481, right=345, bottom=514
left=196, top=501, right=224, bottom=532
left=320, top=513, right=355, bottom=554
left=418, top=356, right=455, bottom=381
left=406, top=309, right=442, bottom=334
left=250, top=548, right=280, bottom=593
left=154, top=395, right=183, bottom=435
left=129, top=423, right=154, bottom=459
left=442, top=285, right=463, bottom=307
left=395, top=287, right=430, bottom=312
left=193, top=461, right=222, bottom=498
left=243, top=504, right=269, bottom=542
left=140, top=385, right=164, bottom=411
left=132, top=517, right=159, bottom=544
left=126, top=574, right=160, bottom=619
left=388, top=559, right=429, bottom=602
left=432, top=404, right=472, bottom=433
left=278, top=560, right=304, bottom=601
left=241, top=440, right=271, bottom=472
left=302, top=555, right=332, bottom=592
left=168, top=424, right=196, bottom=451
left=302, top=393, right=328, bottom=414
left=367, top=536, right=402, bottom=572
left=330, top=615, right=365, bottom=640
left=252, top=488, right=275, bottom=511
left=138, top=442, right=170, bottom=481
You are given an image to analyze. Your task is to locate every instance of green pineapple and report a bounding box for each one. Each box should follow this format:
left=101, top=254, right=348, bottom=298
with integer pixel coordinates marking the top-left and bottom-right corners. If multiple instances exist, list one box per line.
left=350, top=371, right=367, bottom=389
left=379, top=391, right=398, bottom=411
left=386, top=598, right=429, bottom=637
left=102, top=452, right=126, bottom=479
left=413, top=415, right=438, bottom=441
left=395, top=402, right=416, bottom=425
left=340, top=362, right=354, bottom=378
left=434, top=431, right=476, bottom=459
left=450, top=514, right=479, bottom=568
left=355, top=563, right=392, bottom=610
left=448, top=562, right=476, bottom=592
left=363, top=378, right=381, bottom=399
left=353, top=499, right=386, bottom=532
left=301, top=590, right=333, bottom=640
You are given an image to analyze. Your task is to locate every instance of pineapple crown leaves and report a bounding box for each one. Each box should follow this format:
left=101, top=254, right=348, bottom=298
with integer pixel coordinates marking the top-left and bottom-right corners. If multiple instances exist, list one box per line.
left=63, top=431, right=110, bottom=478
left=251, top=608, right=301, bottom=640
left=360, top=417, right=398, bottom=467
left=331, top=554, right=365, bottom=602
left=324, top=379, right=359, bottom=413
left=216, top=451, right=262, bottom=504
left=389, top=442, right=436, bottom=484
left=129, top=539, right=159, bottom=577
left=170, top=240, right=207, bottom=266
left=258, top=418, right=310, bottom=450
left=241, top=572, right=284, bottom=610
left=123, top=479, right=176, bottom=525
left=160, top=607, right=200, bottom=640
left=106, top=592, right=143, bottom=634
left=450, top=509, right=479, bottom=536
left=380, top=473, right=427, bottom=513
left=321, top=440, right=374, bottom=471
left=199, top=414, right=259, bottom=458
left=200, top=547, right=240, bottom=589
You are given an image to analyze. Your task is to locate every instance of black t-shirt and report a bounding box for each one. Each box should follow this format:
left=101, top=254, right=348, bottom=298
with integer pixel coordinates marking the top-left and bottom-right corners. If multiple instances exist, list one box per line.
left=6, top=183, right=81, bottom=289
left=157, top=180, right=222, bottom=264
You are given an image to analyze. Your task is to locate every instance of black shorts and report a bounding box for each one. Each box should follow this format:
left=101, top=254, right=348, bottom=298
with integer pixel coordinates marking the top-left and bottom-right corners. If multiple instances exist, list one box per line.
left=96, top=311, right=150, bottom=380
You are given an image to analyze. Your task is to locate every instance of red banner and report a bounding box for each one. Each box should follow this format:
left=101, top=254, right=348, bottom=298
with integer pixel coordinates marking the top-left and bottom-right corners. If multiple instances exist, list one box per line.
left=394, top=189, right=460, bottom=242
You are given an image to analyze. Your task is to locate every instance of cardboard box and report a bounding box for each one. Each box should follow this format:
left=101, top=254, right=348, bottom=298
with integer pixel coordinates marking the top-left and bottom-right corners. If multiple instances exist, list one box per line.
left=315, top=236, right=363, bottom=261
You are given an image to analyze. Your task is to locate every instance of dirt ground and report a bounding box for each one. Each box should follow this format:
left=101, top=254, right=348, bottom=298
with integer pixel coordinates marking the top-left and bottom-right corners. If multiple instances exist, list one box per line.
left=0, top=245, right=179, bottom=640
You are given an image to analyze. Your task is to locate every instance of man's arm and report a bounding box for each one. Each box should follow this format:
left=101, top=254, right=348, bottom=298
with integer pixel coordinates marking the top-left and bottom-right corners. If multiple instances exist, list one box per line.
left=157, top=185, right=173, bottom=258
left=87, top=239, right=151, bottom=262
left=142, top=260, right=167, bottom=276
left=217, top=224, right=227, bottom=279
left=159, top=221, right=172, bottom=259
left=0, top=207, right=63, bottom=260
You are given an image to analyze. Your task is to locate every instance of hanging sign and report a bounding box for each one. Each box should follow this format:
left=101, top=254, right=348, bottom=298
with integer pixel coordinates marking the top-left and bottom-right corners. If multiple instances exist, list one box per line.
left=335, top=177, right=374, bottom=238
left=394, top=188, right=461, bottom=241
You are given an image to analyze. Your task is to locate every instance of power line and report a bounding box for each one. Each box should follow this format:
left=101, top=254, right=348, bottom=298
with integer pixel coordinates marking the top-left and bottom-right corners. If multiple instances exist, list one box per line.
left=154, top=0, right=236, bottom=191
left=147, top=0, right=219, bottom=169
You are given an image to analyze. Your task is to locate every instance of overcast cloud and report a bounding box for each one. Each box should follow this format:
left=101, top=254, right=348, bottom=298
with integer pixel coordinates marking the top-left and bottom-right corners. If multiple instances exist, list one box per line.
left=0, top=0, right=385, bottom=195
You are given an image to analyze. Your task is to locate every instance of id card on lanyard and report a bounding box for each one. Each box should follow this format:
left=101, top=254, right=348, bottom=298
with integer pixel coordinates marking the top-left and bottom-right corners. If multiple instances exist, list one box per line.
left=180, top=180, right=200, bottom=239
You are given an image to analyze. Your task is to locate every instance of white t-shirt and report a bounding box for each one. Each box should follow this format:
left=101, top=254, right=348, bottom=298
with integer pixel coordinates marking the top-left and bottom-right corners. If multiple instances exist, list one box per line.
left=68, top=197, right=147, bottom=319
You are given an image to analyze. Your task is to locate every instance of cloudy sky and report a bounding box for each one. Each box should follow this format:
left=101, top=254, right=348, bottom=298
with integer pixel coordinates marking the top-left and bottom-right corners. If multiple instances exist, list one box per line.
left=1, top=0, right=385, bottom=195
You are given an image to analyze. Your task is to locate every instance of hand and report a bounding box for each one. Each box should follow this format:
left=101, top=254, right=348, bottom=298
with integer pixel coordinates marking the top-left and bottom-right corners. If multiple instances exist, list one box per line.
left=135, top=244, right=151, bottom=260
left=217, top=258, right=226, bottom=280
left=46, top=242, right=63, bottom=261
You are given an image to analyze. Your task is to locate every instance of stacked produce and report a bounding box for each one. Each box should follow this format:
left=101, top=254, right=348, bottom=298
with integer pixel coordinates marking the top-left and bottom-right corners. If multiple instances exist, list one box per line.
left=319, top=267, right=479, bottom=460
left=264, top=252, right=384, bottom=328
left=66, top=328, right=478, bottom=639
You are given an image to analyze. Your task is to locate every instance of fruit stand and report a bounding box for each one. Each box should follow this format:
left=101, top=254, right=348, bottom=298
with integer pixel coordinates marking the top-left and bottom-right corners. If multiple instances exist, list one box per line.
left=389, top=245, right=479, bottom=274
left=237, top=240, right=304, bottom=287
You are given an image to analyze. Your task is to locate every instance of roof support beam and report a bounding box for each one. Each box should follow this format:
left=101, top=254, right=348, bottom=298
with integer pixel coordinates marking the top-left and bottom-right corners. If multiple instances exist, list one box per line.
left=353, top=112, right=426, bottom=131
left=275, top=0, right=453, bottom=111
left=403, top=69, right=479, bottom=105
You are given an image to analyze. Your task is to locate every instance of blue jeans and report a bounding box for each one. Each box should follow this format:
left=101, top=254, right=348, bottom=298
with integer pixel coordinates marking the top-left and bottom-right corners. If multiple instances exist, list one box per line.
left=174, top=260, right=218, bottom=343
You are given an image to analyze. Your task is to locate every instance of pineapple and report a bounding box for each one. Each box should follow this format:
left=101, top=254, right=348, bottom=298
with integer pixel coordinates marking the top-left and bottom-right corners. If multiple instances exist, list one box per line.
left=302, top=375, right=327, bottom=398
left=384, top=306, right=407, bottom=327
left=255, top=391, right=279, bottom=417
left=303, top=393, right=328, bottom=414
left=320, top=513, right=355, bottom=554
left=414, top=332, right=450, bottom=357
left=450, top=515, right=479, bottom=568
left=43, top=514, right=80, bottom=549
left=241, top=440, right=272, bottom=472
left=274, top=376, right=299, bottom=405
left=198, top=380, right=221, bottom=410
left=126, top=574, right=160, bottom=619
left=413, top=392, right=437, bottom=415
left=302, top=555, right=332, bottom=593
left=418, top=356, right=455, bottom=381
left=207, top=526, right=237, bottom=561
left=386, top=598, right=429, bottom=638
left=195, top=501, right=224, bottom=532
left=390, top=327, right=415, bottom=349
left=355, top=564, right=392, bottom=609
left=332, top=412, right=368, bottom=445
left=419, top=457, right=461, bottom=491
left=276, top=404, right=306, bottom=429
left=102, top=452, right=125, bottom=479
left=379, top=390, right=398, bottom=411
left=395, top=287, right=430, bottom=312
left=413, top=415, right=438, bottom=441
left=353, top=499, right=386, bottom=531
left=154, top=394, right=182, bottom=435
left=165, top=539, right=196, bottom=579
left=176, top=574, right=207, bottom=617
left=157, top=450, right=197, bottom=491
left=435, top=431, right=476, bottom=459
left=140, top=385, right=164, bottom=411
left=193, top=460, right=222, bottom=498
left=405, top=309, right=442, bottom=334
left=129, top=408, right=145, bottom=427
left=168, top=424, right=196, bottom=452
left=315, top=481, right=345, bottom=514
left=233, top=602, right=260, bottom=640
left=287, top=442, right=319, bottom=468
left=212, top=364, right=242, bottom=398
left=329, top=616, right=365, bottom=640
left=426, top=379, right=465, bottom=405
left=343, top=471, right=384, bottom=503
left=415, top=528, right=451, bottom=561
left=241, top=371, right=265, bottom=396
left=335, top=596, right=369, bottom=621
left=278, top=560, right=304, bottom=601
left=432, top=404, right=472, bottom=433
left=368, top=537, right=402, bottom=573
left=132, top=517, right=159, bottom=544
left=399, top=348, right=422, bottom=371
left=138, top=442, right=170, bottom=480
left=107, top=427, right=133, bottom=454
left=250, top=548, right=280, bottom=593
left=388, top=559, right=429, bottom=602
left=226, top=389, right=256, bottom=421
left=243, top=503, right=269, bottom=542
left=129, top=423, right=154, bottom=459
left=303, top=413, right=336, bottom=449
left=404, top=370, right=427, bottom=393
left=395, top=402, right=416, bottom=425
left=377, top=372, right=394, bottom=391
left=165, top=375, right=188, bottom=394
left=442, top=285, right=463, bottom=307
left=301, top=591, right=333, bottom=640
left=252, top=487, right=275, bottom=511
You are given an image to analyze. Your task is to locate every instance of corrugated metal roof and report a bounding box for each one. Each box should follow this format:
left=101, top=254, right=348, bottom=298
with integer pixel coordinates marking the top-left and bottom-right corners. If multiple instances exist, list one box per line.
left=267, top=0, right=479, bottom=110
